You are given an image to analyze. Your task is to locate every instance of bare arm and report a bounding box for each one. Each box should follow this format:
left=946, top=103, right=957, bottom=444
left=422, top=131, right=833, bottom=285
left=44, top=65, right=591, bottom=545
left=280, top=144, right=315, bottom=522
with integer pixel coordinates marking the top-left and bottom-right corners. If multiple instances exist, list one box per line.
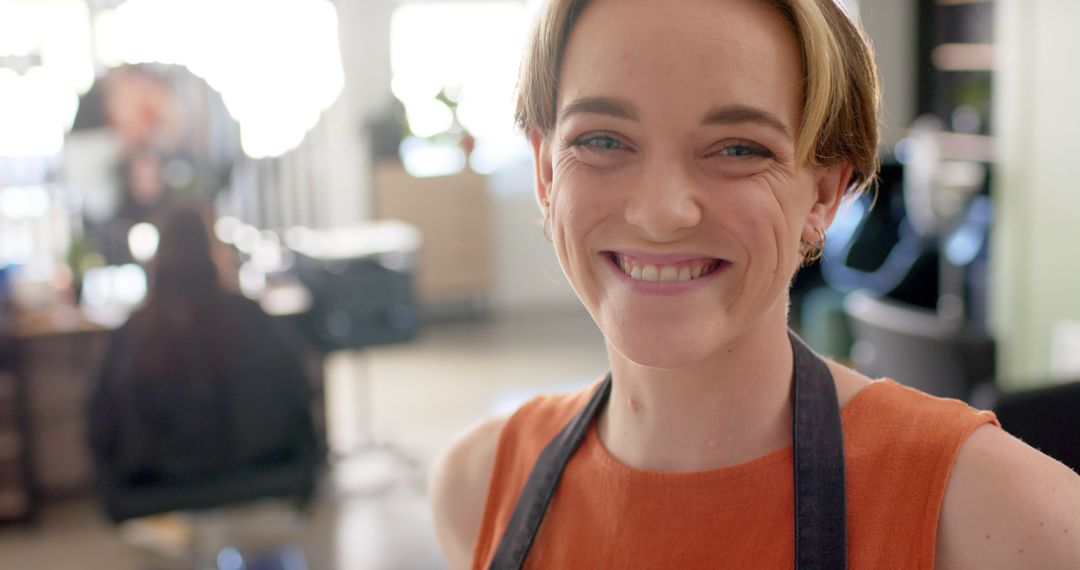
left=936, top=424, right=1080, bottom=569
left=429, top=416, right=507, bottom=570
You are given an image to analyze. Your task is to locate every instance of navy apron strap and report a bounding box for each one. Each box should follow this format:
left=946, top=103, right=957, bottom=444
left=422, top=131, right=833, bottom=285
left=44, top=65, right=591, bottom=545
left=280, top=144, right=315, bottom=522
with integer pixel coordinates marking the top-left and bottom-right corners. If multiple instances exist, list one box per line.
left=790, top=330, right=848, bottom=569
left=488, top=375, right=612, bottom=570
left=490, top=332, right=847, bottom=570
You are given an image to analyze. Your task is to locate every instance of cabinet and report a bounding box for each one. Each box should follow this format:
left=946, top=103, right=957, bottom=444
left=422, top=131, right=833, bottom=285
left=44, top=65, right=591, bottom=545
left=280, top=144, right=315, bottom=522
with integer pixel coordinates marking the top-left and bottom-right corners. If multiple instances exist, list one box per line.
left=0, top=330, right=34, bottom=524
left=373, top=161, right=492, bottom=306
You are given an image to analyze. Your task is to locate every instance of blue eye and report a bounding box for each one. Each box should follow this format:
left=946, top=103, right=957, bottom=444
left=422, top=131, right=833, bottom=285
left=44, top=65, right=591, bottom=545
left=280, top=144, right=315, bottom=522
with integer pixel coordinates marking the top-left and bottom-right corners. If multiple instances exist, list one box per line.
left=715, top=143, right=772, bottom=159
left=573, top=134, right=627, bottom=151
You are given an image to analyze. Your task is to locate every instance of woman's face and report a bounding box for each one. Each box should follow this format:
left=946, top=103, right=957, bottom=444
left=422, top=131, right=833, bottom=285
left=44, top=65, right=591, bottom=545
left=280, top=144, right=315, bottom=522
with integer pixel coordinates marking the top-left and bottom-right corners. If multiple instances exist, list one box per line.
left=531, top=0, right=851, bottom=368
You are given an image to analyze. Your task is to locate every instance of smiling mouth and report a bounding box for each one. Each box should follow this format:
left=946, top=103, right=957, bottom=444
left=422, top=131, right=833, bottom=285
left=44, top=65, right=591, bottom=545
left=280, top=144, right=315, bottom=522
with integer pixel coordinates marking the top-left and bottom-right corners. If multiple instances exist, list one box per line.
left=606, top=252, right=725, bottom=282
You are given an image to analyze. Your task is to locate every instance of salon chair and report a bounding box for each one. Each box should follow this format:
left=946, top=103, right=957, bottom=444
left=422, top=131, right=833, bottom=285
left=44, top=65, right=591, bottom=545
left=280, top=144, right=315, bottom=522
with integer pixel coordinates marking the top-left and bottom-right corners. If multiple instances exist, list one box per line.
left=992, top=381, right=1080, bottom=473
left=97, top=455, right=318, bottom=525
left=95, top=419, right=319, bottom=569
left=90, top=318, right=322, bottom=568
left=843, top=289, right=994, bottom=400
left=290, top=221, right=423, bottom=494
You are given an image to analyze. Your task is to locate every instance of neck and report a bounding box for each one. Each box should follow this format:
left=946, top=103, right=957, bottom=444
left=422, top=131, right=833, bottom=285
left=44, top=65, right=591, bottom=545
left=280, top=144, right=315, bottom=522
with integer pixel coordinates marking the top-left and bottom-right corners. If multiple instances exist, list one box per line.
left=598, top=307, right=796, bottom=473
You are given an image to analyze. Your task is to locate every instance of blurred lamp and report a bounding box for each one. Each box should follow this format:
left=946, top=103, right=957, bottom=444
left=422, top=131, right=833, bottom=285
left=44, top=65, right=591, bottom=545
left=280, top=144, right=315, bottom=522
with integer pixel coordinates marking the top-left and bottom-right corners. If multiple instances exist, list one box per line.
left=127, top=222, right=159, bottom=262
left=213, top=216, right=242, bottom=245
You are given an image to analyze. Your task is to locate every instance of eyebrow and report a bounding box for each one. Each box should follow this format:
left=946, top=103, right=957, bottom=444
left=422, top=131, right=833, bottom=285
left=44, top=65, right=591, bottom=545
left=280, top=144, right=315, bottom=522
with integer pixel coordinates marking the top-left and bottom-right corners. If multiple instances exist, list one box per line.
left=558, top=97, right=639, bottom=122
left=702, top=105, right=792, bottom=140
left=558, top=97, right=792, bottom=140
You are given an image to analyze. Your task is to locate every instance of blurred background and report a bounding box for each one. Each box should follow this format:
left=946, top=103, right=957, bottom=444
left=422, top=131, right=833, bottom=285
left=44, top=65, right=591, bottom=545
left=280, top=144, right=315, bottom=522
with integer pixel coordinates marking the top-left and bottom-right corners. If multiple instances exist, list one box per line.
left=0, top=0, right=1077, bottom=568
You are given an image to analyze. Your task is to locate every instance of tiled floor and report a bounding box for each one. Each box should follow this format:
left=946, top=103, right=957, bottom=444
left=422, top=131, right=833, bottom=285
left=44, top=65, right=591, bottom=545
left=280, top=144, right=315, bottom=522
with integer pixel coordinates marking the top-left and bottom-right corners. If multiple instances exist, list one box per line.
left=0, top=307, right=609, bottom=569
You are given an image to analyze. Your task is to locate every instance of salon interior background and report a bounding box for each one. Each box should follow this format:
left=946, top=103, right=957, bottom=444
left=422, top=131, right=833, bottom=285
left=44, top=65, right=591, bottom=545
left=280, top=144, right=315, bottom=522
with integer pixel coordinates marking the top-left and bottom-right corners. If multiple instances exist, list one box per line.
left=1, top=0, right=1079, bottom=386
left=0, top=0, right=1078, bottom=565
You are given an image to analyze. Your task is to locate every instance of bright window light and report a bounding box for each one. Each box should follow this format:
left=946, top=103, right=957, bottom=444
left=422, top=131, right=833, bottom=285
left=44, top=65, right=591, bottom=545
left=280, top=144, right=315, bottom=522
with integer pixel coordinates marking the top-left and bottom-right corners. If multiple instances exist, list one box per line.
left=0, top=0, right=93, bottom=158
left=391, top=2, right=533, bottom=173
left=0, top=67, right=80, bottom=157
left=82, top=264, right=147, bottom=308
left=406, top=99, right=456, bottom=139
left=399, top=137, right=466, bottom=178
left=95, top=0, right=345, bottom=159
left=0, top=0, right=94, bottom=94
left=0, top=185, right=51, bottom=220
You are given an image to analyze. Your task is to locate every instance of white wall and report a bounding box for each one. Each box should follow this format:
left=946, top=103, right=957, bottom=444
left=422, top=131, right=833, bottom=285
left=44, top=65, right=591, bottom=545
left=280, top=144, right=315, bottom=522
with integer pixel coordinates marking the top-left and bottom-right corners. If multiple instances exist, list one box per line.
left=858, top=0, right=917, bottom=146
left=991, top=0, right=1080, bottom=386
left=487, top=164, right=583, bottom=314
left=318, top=0, right=394, bottom=226
left=489, top=193, right=582, bottom=313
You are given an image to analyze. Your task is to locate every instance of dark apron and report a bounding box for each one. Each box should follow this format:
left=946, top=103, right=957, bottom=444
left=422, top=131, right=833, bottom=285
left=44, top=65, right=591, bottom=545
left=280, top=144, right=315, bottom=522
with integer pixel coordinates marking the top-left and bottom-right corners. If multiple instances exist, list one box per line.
left=489, top=331, right=847, bottom=569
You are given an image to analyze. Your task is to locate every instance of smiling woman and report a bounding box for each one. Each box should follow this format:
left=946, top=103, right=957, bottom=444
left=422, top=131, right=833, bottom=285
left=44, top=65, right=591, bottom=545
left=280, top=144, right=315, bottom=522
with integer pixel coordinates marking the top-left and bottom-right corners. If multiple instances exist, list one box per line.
left=429, top=1, right=1080, bottom=569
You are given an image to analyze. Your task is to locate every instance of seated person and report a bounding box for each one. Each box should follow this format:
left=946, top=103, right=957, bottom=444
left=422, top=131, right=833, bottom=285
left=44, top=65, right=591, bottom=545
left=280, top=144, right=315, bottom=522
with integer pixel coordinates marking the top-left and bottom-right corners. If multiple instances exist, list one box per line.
left=89, top=205, right=317, bottom=519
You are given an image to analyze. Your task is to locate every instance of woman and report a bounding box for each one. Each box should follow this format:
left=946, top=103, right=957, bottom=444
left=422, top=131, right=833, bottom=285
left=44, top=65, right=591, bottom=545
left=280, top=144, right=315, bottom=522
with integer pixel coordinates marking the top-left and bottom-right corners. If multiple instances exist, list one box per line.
left=431, top=0, right=1080, bottom=568
left=90, top=206, right=317, bottom=519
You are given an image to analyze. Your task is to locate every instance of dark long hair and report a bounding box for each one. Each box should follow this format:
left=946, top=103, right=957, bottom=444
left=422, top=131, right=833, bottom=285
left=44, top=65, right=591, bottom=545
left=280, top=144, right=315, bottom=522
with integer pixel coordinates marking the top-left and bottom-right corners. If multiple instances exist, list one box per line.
left=130, top=205, right=228, bottom=398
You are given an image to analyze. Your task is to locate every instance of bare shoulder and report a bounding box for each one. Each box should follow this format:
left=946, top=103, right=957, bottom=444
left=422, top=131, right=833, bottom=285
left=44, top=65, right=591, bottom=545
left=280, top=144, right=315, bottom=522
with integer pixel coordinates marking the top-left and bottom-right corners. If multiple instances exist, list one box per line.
left=429, top=415, right=508, bottom=570
left=936, top=424, right=1080, bottom=569
left=823, top=358, right=873, bottom=408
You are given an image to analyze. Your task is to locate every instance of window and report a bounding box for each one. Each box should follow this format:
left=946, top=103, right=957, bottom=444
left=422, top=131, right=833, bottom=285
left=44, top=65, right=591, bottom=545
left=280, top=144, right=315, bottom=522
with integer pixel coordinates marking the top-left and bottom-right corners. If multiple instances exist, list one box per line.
left=390, top=1, right=535, bottom=177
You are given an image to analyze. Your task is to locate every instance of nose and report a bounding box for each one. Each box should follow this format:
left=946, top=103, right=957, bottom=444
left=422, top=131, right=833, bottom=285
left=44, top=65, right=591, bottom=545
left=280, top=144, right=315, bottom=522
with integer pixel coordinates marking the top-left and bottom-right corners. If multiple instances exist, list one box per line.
left=624, top=158, right=702, bottom=240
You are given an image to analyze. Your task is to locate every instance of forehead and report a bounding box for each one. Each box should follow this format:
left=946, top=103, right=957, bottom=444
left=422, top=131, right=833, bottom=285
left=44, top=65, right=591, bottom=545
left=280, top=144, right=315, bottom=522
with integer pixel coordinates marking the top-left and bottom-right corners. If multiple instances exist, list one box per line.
left=557, top=0, right=803, bottom=128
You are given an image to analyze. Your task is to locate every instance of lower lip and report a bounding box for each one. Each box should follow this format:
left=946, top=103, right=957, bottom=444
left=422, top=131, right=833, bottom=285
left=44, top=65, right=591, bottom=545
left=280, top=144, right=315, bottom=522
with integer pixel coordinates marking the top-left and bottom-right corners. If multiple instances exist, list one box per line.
left=604, top=254, right=729, bottom=295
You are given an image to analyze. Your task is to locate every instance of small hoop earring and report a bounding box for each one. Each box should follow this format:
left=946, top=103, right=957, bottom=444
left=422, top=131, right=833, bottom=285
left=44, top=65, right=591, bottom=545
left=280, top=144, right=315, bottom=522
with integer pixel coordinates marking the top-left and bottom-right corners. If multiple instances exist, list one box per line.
left=540, top=196, right=553, bottom=242
left=800, top=227, right=826, bottom=265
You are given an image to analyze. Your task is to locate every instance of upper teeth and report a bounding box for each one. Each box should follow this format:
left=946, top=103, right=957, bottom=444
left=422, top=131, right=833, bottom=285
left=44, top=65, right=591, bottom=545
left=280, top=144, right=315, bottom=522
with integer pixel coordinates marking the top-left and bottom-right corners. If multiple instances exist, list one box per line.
left=617, top=255, right=716, bottom=282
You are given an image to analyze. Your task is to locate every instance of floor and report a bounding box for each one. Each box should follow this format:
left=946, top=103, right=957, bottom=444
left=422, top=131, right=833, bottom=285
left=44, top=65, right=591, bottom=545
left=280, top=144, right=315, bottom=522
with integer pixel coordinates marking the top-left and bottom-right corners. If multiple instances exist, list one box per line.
left=0, top=307, right=609, bottom=570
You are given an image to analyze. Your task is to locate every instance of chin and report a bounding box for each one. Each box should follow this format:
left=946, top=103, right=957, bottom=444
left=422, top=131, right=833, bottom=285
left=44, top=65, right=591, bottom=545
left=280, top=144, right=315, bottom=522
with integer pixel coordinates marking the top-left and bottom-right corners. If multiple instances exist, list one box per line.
left=605, top=327, right=722, bottom=370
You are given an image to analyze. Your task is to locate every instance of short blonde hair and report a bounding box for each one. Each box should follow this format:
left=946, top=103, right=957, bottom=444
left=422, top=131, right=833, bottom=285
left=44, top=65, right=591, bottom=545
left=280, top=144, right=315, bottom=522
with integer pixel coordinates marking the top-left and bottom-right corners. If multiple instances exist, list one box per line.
left=514, top=0, right=881, bottom=196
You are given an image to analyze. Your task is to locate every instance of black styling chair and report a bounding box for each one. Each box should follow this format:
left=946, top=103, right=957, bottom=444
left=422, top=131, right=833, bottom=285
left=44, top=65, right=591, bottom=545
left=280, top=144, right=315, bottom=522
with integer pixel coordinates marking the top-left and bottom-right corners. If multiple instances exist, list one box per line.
left=90, top=307, right=321, bottom=524
left=843, top=289, right=994, bottom=400
left=89, top=303, right=321, bottom=567
left=290, top=222, right=423, bottom=494
left=992, top=381, right=1080, bottom=473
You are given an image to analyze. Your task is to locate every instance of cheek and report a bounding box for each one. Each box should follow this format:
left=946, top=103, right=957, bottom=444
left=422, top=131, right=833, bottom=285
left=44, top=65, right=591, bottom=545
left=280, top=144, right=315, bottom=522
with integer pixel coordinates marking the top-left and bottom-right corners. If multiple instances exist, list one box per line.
left=715, top=182, right=784, bottom=241
left=549, top=169, right=610, bottom=272
left=715, top=182, right=801, bottom=275
left=550, top=163, right=622, bottom=235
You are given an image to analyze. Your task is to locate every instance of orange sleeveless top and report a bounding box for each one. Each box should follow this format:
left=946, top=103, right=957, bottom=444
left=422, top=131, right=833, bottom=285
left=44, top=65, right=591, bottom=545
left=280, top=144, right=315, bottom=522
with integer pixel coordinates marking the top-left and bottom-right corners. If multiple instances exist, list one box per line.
left=473, top=379, right=998, bottom=569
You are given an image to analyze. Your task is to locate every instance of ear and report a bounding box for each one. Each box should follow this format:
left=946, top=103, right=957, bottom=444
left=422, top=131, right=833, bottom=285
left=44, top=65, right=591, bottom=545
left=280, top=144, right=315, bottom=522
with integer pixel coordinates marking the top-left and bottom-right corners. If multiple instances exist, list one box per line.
left=528, top=128, right=554, bottom=213
left=804, top=162, right=855, bottom=240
